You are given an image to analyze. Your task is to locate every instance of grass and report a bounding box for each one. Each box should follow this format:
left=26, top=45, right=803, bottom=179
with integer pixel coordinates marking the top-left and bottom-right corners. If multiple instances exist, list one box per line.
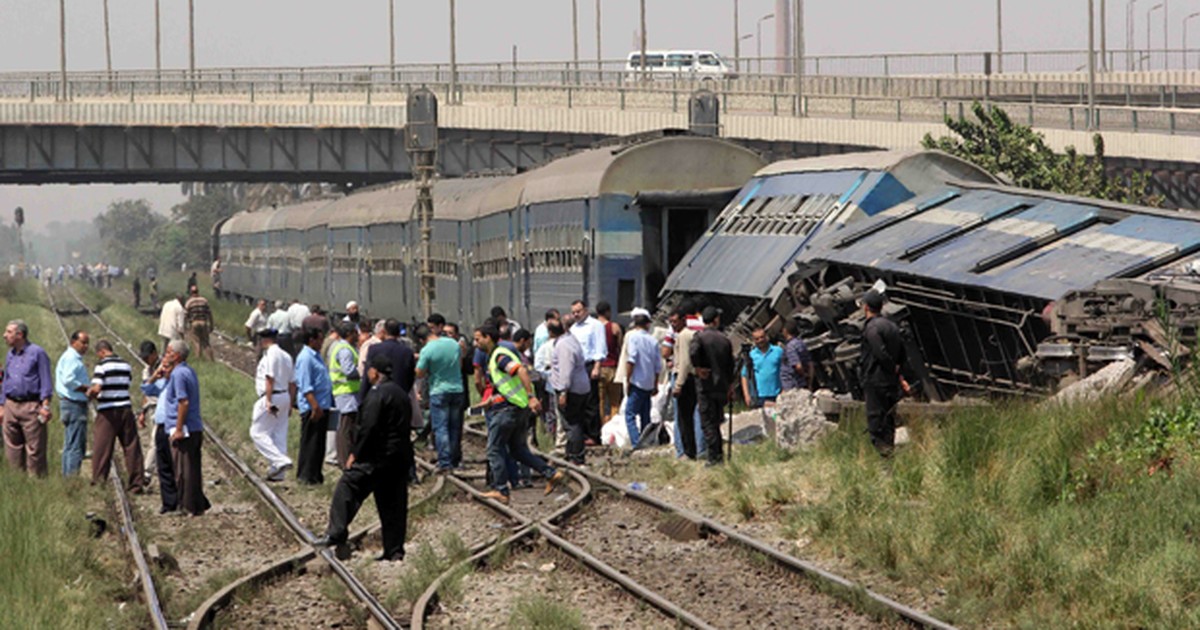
left=633, top=391, right=1200, bottom=628
left=0, top=281, right=145, bottom=628
left=388, top=531, right=472, bottom=611
left=508, top=594, right=586, bottom=630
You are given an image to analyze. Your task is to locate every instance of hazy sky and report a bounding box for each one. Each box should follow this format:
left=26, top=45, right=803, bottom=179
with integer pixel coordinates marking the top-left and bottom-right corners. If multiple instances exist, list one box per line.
left=0, top=0, right=1157, bottom=232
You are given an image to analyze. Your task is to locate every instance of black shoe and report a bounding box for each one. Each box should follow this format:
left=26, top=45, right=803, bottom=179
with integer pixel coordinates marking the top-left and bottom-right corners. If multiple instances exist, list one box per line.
left=159, top=506, right=177, bottom=515
left=312, top=535, right=338, bottom=548
left=374, top=552, right=404, bottom=562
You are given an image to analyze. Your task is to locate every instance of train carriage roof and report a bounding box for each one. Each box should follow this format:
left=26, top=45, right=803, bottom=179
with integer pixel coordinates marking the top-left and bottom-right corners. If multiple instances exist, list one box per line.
left=477, top=135, right=766, bottom=212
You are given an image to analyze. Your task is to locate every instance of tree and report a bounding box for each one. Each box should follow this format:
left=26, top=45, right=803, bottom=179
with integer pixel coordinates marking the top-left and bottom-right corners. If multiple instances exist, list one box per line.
left=94, top=200, right=167, bottom=269
left=168, top=188, right=241, bottom=267
left=922, top=102, right=1158, bottom=206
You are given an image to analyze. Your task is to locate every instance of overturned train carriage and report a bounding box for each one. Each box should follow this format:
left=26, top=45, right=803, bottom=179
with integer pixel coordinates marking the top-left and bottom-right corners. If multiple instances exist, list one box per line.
left=217, top=135, right=766, bottom=327
left=655, top=150, right=1000, bottom=339
left=781, top=181, right=1200, bottom=400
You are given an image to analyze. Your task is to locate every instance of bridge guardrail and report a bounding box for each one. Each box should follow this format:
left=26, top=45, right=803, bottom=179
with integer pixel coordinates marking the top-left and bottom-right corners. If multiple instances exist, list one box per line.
left=0, top=74, right=1194, bottom=137
left=3, top=69, right=1200, bottom=111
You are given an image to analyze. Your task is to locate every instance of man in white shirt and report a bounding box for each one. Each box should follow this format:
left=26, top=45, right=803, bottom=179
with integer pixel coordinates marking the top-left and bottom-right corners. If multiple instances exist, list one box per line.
left=157, top=295, right=186, bottom=348
left=251, top=329, right=298, bottom=481
left=286, top=299, right=311, bottom=359
left=244, top=299, right=268, bottom=344
left=569, top=300, right=607, bottom=444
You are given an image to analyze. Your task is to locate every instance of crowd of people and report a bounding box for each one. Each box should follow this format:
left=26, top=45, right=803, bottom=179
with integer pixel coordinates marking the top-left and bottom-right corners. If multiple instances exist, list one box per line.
left=8, top=262, right=126, bottom=288
left=0, top=263, right=907, bottom=567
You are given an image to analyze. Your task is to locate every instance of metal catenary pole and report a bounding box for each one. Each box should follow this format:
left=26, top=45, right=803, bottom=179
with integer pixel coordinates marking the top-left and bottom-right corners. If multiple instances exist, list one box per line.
left=59, top=0, right=67, bottom=101
left=795, top=0, right=804, bottom=116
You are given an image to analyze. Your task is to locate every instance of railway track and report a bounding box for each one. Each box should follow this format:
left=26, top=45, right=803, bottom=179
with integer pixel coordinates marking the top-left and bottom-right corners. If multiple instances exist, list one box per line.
left=43, top=284, right=169, bottom=630
left=111, top=281, right=956, bottom=628
left=51, top=283, right=406, bottom=629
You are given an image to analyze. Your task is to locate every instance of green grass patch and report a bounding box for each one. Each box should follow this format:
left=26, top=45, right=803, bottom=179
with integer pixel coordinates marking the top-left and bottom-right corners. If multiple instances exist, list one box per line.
left=632, top=390, right=1200, bottom=627
left=0, top=280, right=144, bottom=628
left=508, top=593, right=586, bottom=630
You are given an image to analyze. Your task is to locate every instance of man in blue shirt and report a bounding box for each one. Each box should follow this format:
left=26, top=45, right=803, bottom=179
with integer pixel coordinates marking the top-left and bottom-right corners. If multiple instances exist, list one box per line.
left=295, top=326, right=333, bottom=484
left=623, top=308, right=662, bottom=448
left=140, top=342, right=179, bottom=513
left=741, top=328, right=783, bottom=408
left=55, top=330, right=91, bottom=477
left=2, top=319, right=54, bottom=477
left=162, top=340, right=209, bottom=516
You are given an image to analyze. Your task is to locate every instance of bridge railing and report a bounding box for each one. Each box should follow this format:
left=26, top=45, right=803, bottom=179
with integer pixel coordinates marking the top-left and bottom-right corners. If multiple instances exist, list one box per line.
left=0, top=73, right=1193, bottom=137
left=2, top=47, right=1198, bottom=85
left=3, top=69, right=1199, bottom=112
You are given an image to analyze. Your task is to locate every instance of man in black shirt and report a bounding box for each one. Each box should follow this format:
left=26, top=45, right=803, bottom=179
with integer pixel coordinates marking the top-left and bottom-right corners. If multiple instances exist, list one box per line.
left=361, top=319, right=416, bottom=398
left=858, top=290, right=911, bottom=457
left=690, top=307, right=735, bottom=467
left=316, top=355, right=413, bottom=561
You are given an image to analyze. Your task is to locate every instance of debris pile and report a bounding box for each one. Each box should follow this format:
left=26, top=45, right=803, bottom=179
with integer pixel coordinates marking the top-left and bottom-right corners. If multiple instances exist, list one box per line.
left=771, top=389, right=837, bottom=450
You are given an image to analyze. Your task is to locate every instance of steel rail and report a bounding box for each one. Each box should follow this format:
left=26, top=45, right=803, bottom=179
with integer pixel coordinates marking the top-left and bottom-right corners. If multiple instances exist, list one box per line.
left=461, top=423, right=957, bottom=629
left=59, top=283, right=404, bottom=630
left=42, top=284, right=170, bottom=630
left=414, top=436, right=726, bottom=629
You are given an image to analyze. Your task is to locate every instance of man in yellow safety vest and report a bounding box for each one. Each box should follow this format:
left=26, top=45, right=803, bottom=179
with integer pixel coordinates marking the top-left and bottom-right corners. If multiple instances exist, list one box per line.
left=473, top=323, right=565, bottom=505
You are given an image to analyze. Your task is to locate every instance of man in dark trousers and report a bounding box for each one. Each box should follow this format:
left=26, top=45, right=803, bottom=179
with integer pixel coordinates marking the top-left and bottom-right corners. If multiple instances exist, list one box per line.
left=361, top=319, right=416, bottom=400
left=689, top=307, right=735, bottom=467
left=858, top=290, right=911, bottom=457
left=316, top=355, right=412, bottom=561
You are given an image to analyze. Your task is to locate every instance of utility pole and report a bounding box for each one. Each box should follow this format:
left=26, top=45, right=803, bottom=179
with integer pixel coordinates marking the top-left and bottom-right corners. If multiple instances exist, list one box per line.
left=996, top=0, right=1004, bottom=73
left=1165, top=0, right=1170, bottom=69
left=734, top=0, right=741, bottom=72
left=103, top=0, right=113, bottom=80
left=795, top=0, right=804, bottom=116
left=640, top=0, right=647, bottom=78
left=595, top=0, right=602, bottom=72
left=188, top=0, right=196, bottom=79
left=389, top=0, right=396, bottom=79
left=59, top=0, right=67, bottom=101
left=1186, top=11, right=1200, bottom=69
left=1128, top=0, right=1140, bottom=71
left=572, top=0, right=580, bottom=79
left=155, top=0, right=162, bottom=79
left=1089, top=0, right=1098, bottom=129
left=449, top=0, right=458, bottom=104
left=1101, top=0, right=1108, bottom=70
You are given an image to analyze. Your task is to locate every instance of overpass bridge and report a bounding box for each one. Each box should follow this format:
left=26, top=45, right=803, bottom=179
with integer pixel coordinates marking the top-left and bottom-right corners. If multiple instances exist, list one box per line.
left=1, top=55, right=1198, bottom=204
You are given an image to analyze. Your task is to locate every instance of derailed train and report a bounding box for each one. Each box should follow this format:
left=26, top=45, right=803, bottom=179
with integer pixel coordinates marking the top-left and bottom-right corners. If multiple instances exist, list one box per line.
left=217, top=134, right=1200, bottom=400
left=216, top=133, right=765, bottom=327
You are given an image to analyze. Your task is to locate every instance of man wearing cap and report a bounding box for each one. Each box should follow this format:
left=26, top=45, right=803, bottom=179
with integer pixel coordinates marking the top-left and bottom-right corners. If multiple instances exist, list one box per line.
left=624, top=308, right=662, bottom=448
left=316, top=355, right=413, bottom=562
left=251, top=329, right=297, bottom=481
left=859, top=289, right=910, bottom=456
left=690, top=307, right=735, bottom=466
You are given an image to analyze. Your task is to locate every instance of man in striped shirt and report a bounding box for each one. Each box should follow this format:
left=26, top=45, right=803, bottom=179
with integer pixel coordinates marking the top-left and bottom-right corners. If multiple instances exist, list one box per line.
left=88, top=340, right=145, bottom=492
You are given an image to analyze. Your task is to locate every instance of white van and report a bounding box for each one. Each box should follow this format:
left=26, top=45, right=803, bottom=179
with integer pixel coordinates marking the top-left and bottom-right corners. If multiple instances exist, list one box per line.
left=624, top=50, right=734, bottom=80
